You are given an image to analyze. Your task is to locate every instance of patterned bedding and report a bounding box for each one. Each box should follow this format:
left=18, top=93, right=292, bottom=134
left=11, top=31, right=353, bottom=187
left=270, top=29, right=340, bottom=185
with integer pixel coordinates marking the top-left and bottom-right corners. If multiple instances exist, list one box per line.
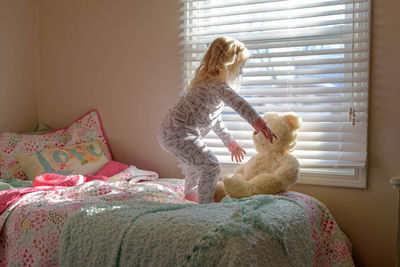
left=0, top=169, right=354, bottom=266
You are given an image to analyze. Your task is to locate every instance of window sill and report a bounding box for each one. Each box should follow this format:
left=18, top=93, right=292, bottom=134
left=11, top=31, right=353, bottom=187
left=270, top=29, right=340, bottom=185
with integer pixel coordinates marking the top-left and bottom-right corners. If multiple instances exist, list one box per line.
left=220, top=163, right=367, bottom=189
left=297, top=167, right=367, bottom=189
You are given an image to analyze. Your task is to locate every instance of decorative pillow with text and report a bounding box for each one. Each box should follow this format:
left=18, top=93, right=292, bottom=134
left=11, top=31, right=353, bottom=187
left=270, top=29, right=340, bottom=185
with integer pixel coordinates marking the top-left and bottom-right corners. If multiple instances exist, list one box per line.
left=0, top=110, right=112, bottom=181
left=15, top=140, right=109, bottom=180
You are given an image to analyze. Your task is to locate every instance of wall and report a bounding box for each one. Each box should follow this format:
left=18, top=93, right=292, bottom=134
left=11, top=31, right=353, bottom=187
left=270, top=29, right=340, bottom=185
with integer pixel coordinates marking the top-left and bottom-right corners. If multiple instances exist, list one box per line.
left=38, top=0, right=181, bottom=173
left=0, top=0, right=39, bottom=132
left=38, top=0, right=400, bottom=266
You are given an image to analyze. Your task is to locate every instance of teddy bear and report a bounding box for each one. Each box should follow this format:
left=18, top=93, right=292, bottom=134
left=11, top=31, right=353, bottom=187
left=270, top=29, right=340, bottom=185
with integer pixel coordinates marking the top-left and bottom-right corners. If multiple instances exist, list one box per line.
left=214, top=112, right=302, bottom=201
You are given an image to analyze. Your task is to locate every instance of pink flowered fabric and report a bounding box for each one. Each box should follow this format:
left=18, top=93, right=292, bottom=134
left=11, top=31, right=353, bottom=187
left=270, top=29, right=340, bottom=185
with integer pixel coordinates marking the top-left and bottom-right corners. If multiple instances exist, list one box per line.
left=0, top=110, right=112, bottom=181
left=0, top=169, right=187, bottom=266
left=0, top=171, right=354, bottom=266
left=108, top=165, right=158, bottom=182
left=281, top=192, right=354, bottom=266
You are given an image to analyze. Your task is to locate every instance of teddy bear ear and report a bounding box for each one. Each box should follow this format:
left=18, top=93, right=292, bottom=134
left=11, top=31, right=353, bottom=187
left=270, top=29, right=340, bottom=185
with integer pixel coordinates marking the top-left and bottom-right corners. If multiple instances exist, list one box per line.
left=285, top=112, right=302, bottom=130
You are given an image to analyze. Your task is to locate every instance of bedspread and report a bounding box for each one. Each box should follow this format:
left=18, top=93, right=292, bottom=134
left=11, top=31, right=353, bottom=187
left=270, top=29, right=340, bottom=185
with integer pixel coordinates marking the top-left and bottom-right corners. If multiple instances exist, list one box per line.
left=0, top=177, right=354, bottom=266
left=61, top=195, right=314, bottom=267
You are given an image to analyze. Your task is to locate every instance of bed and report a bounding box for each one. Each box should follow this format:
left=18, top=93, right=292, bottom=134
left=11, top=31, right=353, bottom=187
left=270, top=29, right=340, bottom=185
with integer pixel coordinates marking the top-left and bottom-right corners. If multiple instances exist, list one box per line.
left=0, top=110, right=355, bottom=266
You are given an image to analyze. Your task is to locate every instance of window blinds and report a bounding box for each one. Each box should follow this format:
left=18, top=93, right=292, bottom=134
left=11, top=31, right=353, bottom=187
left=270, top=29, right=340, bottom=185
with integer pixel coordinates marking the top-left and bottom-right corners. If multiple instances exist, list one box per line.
left=179, top=0, right=370, bottom=169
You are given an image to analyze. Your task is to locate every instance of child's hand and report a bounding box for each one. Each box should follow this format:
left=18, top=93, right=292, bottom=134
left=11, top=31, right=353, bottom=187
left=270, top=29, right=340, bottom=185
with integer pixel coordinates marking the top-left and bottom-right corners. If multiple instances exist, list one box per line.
left=251, top=117, right=278, bottom=144
left=227, top=140, right=246, bottom=162
left=231, top=145, right=246, bottom=163
left=258, top=125, right=278, bottom=144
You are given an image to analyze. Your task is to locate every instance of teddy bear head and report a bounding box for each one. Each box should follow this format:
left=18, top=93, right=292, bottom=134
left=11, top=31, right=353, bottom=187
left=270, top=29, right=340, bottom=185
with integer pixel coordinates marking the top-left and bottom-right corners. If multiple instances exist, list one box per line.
left=252, top=112, right=302, bottom=154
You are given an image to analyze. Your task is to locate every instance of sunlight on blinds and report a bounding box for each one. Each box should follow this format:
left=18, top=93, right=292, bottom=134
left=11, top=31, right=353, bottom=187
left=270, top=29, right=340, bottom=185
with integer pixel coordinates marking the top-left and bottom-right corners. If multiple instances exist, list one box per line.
left=179, top=0, right=370, bottom=170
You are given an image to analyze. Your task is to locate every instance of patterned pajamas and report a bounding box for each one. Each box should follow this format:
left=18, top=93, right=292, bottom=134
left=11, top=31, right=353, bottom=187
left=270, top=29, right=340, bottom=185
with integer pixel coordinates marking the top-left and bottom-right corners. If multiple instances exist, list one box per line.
left=158, top=81, right=261, bottom=204
left=158, top=125, right=220, bottom=203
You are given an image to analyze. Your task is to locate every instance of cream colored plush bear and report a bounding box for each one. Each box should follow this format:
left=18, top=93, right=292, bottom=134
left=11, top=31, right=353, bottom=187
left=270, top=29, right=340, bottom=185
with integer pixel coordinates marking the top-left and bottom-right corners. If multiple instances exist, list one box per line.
left=214, top=112, right=302, bottom=201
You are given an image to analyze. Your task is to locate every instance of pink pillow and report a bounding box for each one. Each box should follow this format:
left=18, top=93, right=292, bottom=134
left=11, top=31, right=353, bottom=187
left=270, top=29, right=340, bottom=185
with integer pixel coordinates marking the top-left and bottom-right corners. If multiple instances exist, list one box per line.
left=95, top=160, right=129, bottom=177
left=0, top=110, right=112, bottom=181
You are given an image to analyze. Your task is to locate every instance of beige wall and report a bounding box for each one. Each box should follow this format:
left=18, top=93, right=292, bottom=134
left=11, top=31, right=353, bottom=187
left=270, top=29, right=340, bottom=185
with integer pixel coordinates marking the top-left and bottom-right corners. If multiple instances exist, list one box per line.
left=0, top=0, right=39, bottom=132
left=37, top=1, right=400, bottom=266
left=38, top=0, right=181, bottom=173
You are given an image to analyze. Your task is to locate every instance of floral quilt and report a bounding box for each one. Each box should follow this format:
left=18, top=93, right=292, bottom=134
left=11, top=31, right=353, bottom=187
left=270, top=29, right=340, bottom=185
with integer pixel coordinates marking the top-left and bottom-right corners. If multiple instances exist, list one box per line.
left=0, top=170, right=354, bottom=266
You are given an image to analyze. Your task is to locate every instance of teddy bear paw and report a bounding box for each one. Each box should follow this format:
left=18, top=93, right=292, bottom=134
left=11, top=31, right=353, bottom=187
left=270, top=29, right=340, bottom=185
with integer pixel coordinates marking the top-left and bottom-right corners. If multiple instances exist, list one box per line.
left=223, top=174, right=251, bottom=198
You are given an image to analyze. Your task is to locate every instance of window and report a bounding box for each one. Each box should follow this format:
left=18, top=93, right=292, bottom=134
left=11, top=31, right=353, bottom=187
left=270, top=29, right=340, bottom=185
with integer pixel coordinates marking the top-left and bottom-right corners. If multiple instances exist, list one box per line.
left=179, top=0, right=370, bottom=188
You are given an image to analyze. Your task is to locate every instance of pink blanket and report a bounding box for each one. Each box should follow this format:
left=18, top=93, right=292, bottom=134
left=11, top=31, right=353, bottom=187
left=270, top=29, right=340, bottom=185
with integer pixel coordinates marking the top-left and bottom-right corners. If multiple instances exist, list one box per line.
left=0, top=173, right=107, bottom=214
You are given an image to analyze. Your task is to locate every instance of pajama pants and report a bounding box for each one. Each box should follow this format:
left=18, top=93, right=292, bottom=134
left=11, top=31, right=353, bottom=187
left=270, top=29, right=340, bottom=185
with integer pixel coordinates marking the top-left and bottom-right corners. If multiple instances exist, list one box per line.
left=158, top=120, right=220, bottom=204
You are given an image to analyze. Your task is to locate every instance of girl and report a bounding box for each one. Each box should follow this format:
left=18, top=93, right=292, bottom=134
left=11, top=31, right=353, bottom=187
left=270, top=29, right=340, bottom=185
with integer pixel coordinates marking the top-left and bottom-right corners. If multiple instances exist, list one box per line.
left=158, top=36, right=277, bottom=204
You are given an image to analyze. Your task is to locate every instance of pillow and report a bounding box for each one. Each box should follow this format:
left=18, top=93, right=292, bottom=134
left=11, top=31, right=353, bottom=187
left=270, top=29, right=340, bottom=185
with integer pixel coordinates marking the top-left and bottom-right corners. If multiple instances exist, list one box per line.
left=15, top=140, right=109, bottom=180
left=0, top=110, right=112, bottom=181
left=94, top=160, right=129, bottom=177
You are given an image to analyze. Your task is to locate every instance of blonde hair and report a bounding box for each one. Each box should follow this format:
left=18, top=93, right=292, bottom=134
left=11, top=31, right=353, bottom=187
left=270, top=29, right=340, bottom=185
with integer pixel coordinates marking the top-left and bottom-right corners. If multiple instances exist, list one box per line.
left=187, top=36, right=250, bottom=91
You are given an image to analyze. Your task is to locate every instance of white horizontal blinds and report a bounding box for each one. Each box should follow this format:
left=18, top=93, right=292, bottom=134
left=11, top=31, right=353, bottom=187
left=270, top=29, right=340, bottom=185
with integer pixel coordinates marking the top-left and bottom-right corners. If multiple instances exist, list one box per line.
left=179, top=0, right=370, bottom=168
